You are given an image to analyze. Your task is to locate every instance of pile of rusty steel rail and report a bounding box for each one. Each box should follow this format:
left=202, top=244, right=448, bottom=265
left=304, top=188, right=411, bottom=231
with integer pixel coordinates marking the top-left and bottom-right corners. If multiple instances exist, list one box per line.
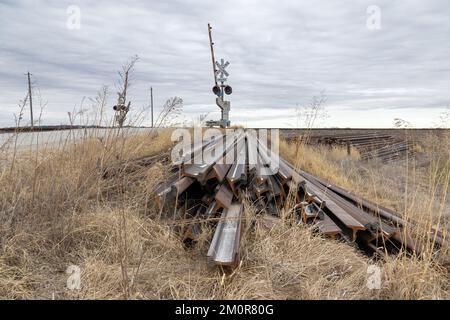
left=289, top=132, right=414, bottom=163
left=152, top=131, right=447, bottom=268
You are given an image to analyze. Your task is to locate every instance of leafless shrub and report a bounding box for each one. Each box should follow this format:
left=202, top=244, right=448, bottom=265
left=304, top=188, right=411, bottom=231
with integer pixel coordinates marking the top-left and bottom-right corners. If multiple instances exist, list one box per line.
left=295, top=90, right=328, bottom=129
left=154, top=96, right=183, bottom=128
left=8, top=95, right=28, bottom=171
left=394, top=118, right=412, bottom=128
left=89, top=86, right=109, bottom=127
left=436, top=105, right=450, bottom=129
left=194, top=113, right=210, bottom=127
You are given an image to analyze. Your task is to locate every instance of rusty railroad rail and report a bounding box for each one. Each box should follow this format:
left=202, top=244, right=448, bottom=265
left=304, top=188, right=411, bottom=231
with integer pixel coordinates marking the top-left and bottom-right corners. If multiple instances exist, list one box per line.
left=285, top=132, right=414, bottom=163
left=139, top=130, right=448, bottom=268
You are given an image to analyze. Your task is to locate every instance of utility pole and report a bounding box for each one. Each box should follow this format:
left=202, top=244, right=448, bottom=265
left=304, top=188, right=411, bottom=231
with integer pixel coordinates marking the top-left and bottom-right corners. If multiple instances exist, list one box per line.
left=150, top=87, right=154, bottom=127
left=26, top=72, right=34, bottom=128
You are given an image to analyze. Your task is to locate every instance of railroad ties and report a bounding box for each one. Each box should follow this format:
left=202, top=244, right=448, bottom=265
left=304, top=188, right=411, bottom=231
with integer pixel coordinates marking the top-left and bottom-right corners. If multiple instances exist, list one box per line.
left=154, top=130, right=446, bottom=268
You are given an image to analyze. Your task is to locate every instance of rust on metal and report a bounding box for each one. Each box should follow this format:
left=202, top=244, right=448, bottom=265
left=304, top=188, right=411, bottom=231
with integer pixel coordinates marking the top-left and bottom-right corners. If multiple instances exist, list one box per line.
left=215, top=183, right=234, bottom=210
left=147, top=129, right=446, bottom=268
left=317, top=212, right=342, bottom=238
left=207, top=202, right=243, bottom=266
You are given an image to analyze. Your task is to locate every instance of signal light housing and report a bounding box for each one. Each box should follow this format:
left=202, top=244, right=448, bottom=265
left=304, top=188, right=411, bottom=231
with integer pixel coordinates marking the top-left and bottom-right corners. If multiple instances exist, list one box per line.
left=212, top=85, right=221, bottom=96
left=224, top=85, right=232, bottom=95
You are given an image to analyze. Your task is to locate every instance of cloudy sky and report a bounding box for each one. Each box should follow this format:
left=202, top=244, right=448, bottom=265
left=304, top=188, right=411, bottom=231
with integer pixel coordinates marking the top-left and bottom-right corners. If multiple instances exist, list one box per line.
left=0, top=0, right=449, bottom=128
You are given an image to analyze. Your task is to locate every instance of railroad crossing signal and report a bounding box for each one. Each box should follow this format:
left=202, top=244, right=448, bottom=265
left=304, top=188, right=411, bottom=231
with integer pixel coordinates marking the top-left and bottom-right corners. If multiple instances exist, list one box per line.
left=207, top=23, right=232, bottom=128
left=215, top=58, right=230, bottom=82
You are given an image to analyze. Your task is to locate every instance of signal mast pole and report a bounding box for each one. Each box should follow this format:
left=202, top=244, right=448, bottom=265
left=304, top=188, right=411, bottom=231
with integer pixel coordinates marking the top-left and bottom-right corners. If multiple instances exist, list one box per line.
left=208, top=23, right=218, bottom=86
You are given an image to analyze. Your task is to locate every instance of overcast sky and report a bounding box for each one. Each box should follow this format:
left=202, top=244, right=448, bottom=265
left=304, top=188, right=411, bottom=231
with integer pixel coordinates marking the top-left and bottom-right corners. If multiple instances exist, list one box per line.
left=1, top=0, right=449, bottom=128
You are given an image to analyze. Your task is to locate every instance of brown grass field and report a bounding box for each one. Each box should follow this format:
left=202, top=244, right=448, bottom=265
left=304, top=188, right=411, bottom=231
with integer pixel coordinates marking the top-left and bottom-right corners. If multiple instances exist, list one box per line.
left=0, top=127, right=449, bottom=299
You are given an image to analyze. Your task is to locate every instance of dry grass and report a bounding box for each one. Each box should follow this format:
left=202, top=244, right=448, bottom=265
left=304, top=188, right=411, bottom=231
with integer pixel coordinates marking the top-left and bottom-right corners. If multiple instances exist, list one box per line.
left=280, top=131, right=449, bottom=297
left=280, top=132, right=450, bottom=231
left=0, top=127, right=449, bottom=300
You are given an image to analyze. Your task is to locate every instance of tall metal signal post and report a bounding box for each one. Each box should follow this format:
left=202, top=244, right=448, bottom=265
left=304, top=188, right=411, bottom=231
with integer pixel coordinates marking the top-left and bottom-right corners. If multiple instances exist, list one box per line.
left=206, top=23, right=232, bottom=128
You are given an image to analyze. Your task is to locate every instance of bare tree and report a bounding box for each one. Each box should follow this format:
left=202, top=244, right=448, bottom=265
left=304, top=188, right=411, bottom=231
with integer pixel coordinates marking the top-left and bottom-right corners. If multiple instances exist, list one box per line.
left=113, top=55, right=139, bottom=127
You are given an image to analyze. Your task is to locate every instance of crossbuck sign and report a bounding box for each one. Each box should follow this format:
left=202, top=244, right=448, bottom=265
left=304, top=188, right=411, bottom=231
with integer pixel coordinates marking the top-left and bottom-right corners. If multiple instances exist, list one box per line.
left=215, top=58, right=230, bottom=82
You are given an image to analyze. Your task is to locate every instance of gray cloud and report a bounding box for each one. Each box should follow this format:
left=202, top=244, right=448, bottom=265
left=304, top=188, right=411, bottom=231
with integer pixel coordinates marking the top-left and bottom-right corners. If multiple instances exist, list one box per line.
left=0, top=0, right=449, bottom=128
